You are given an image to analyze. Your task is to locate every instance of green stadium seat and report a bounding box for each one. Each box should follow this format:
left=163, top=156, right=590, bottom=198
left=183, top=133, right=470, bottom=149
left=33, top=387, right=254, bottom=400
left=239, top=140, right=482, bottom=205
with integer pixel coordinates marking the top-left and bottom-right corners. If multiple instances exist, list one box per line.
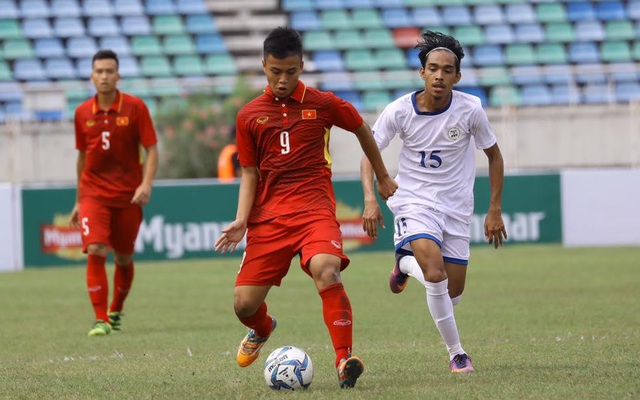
left=131, top=36, right=163, bottom=56
left=353, top=71, right=386, bottom=90
left=490, top=86, right=521, bottom=107
left=321, top=10, right=350, bottom=30
left=173, top=55, right=204, bottom=76
left=375, top=48, right=407, bottom=70
left=0, top=61, right=12, bottom=81
left=303, top=31, right=334, bottom=51
left=163, top=35, right=196, bottom=55
left=431, top=0, right=463, bottom=5
left=345, top=49, right=377, bottom=71
left=453, top=26, right=484, bottom=46
left=600, top=41, right=632, bottom=63
left=119, top=78, right=152, bottom=97
left=2, top=39, right=34, bottom=59
left=362, top=90, right=392, bottom=112
left=478, top=66, right=512, bottom=86
left=465, top=0, right=498, bottom=5
left=363, top=28, right=395, bottom=48
left=351, top=9, right=383, bottom=29
left=535, top=3, right=567, bottom=23
left=544, top=23, right=574, bottom=43
left=604, top=21, right=635, bottom=41
left=634, top=42, right=640, bottom=61
left=140, top=56, right=173, bottom=77
left=153, top=15, right=185, bottom=35
left=334, top=30, right=363, bottom=50
left=535, top=43, right=568, bottom=64
left=0, top=20, right=22, bottom=39
left=204, top=54, right=237, bottom=75
left=505, top=44, right=535, bottom=65
left=403, top=0, right=435, bottom=6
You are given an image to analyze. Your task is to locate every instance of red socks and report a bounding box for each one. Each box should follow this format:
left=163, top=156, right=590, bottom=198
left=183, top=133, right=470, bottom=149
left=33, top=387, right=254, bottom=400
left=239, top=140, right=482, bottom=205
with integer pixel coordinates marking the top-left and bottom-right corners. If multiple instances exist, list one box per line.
left=319, top=283, right=353, bottom=366
left=86, top=254, right=109, bottom=322
left=238, top=302, right=273, bottom=337
left=109, top=262, right=135, bottom=313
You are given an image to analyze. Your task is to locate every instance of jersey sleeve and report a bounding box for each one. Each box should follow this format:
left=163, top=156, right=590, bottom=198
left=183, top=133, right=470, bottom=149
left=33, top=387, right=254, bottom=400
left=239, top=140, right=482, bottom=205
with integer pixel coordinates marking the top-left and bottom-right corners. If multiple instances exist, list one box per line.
left=470, top=104, right=497, bottom=150
left=74, top=105, right=86, bottom=151
left=327, top=94, right=363, bottom=132
left=136, top=100, right=158, bottom=147
left=371, top=102, right=400, bottom=151
left=235, top=110, right=256, bottom=167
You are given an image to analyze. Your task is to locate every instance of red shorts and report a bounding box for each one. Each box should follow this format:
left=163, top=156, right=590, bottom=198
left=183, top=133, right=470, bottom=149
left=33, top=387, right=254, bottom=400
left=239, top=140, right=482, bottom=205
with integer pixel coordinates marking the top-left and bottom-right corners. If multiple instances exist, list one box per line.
left=79, top=200, right=142, bottom=254
left=236, top=209, right=350, bottom=287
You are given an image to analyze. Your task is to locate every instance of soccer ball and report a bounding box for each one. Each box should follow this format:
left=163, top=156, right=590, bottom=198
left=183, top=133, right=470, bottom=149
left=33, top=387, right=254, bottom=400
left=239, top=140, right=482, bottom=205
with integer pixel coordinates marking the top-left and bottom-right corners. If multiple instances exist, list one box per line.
left=263, top=346, right=314, bottom=390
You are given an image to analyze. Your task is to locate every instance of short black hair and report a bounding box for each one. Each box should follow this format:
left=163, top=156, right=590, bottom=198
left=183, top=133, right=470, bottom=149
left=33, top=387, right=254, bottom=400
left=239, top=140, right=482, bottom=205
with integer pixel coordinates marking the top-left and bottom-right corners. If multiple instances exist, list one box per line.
left=263, top=26, right=303, bottom=60
left=415, top=31, right=464, bottom=72
left=92, top=49, right=119, bottom=68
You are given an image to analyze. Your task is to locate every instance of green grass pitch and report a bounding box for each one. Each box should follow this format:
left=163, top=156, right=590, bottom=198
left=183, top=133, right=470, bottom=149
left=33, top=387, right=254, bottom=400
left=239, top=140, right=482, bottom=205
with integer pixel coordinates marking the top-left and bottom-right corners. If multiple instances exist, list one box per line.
left=1, top=245, right=639, bottom=399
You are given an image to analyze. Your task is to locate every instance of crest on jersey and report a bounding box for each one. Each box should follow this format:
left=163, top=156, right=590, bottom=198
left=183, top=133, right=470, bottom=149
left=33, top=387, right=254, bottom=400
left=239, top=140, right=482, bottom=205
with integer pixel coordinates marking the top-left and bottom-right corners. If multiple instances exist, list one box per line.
left=256, top=116, right=269, bottom=124
left=302, top=109, right=317, bottom=119
left=86, top=120, right=95, bottom=127
left=446, top=126, right=462, bottom=141
left=116, top=117, right=129, bottom=126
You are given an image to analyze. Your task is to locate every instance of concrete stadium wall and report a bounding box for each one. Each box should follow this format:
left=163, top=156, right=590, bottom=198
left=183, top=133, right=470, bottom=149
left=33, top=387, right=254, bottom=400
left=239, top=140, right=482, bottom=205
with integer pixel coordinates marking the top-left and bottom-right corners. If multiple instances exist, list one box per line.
left=1, top=104, right=639, bottom=183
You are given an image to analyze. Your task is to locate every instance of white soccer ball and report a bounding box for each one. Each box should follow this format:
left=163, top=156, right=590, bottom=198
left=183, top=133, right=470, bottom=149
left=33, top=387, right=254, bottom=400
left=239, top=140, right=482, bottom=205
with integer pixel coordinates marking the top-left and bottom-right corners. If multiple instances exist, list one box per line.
left=263, top=346, right=314, bottom=390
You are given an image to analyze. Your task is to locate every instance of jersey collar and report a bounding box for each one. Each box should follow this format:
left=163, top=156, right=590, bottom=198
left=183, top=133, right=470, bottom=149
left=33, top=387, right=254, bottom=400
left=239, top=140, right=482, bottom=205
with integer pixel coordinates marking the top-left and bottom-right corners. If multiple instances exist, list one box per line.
left=91, top=90, right=124, bottom=114
left=264, top=81, right=307, bottom=103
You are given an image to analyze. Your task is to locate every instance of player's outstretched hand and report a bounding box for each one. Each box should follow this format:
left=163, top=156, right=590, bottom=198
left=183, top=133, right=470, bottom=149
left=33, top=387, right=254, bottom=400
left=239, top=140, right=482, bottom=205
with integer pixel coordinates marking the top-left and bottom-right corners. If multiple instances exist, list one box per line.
left=362, top=200, right=384, bottom=238
left=484, top=209, right=508, bottom=249
left=215, top=219, right=247, bottom=254
left=69, top=203, right=80, bottom=229
left=377, top=176, right=398, bottom=201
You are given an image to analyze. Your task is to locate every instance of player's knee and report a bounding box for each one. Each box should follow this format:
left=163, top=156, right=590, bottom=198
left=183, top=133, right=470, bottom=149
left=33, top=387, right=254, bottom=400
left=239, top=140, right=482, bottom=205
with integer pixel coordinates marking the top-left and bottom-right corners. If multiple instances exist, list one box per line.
left=423, top=268, right=447, bottom=283
left=115, top=253, right=133, bottom=266
left=87, top=243, right=108, bottom=257
left=233, top=295, right=260, bottom=318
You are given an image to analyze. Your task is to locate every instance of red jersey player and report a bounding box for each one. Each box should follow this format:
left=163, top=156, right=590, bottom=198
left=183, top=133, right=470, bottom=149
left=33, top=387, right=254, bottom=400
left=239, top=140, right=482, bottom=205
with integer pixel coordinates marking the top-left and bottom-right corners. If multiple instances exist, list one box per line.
left=215, top=27, right=398, bottom=389
left=69, top=50, right=158, bottom=337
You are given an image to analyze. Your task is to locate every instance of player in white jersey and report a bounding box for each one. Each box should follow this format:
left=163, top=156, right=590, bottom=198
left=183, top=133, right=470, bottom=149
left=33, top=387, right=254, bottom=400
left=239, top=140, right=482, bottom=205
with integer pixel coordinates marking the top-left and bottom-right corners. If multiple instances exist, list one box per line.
left=360, top=31, right=507, bottom=374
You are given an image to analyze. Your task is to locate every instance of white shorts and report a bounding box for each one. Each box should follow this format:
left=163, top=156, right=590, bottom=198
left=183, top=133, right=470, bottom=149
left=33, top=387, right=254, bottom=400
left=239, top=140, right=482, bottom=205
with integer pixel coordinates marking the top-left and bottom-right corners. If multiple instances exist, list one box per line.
left=392, top=205, right=470, bottom=265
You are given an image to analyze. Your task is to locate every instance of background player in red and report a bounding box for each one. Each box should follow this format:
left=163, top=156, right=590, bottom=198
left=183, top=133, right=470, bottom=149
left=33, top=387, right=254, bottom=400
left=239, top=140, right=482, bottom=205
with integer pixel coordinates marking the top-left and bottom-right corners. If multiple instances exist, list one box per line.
left=215, top=27, right=398, bottom=389
left=69, top=50, right=158, bottom=337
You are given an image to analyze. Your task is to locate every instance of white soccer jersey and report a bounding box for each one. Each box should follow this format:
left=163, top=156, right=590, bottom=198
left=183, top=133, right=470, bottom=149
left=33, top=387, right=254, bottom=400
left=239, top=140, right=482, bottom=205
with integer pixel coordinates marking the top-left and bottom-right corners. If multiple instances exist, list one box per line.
left=372, top=90, right=497, bottom=223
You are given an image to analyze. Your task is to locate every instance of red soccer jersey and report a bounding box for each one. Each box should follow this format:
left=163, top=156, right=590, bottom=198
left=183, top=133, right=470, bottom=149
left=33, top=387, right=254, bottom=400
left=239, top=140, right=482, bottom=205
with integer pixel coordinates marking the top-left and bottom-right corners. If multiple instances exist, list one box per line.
left=75, top=91, right=157, bottom=206
left=236, top=81, right=363, bottom=223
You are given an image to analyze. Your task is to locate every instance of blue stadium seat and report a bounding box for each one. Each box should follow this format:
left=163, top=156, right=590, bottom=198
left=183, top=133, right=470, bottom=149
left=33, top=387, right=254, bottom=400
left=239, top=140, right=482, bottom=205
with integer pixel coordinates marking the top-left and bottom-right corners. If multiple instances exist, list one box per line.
left=629, top=1, right=640, bottom=21
left=575, top=21, right=605, bottom=41
left=22, top=18, right=53, bottom=38
left=319, top=72, right=353, bottom=91
left=582, top=83, right=612, bottom=104
left=74, top=57, right=92, bottom=78
left=609, top=62, right=639, bottom=82
left=316, top=0, right=345, bottom=9
left=344, top=0, right=373, bottom=8
left=114, top=0, right=144, bottom=15
left=505, top=4, right=536, bottom=24
left=457, top=68, right=478, bottom=86
left=45, top=58, right=77, bottom=79
left=186, top=14, right=217, bottom=34
left=195, top=34, right=227, bottom=54
left=20, top=0, right=50, bottom=18
left=100, top=36, right=132, bottom=56
left=511, top=65, right=543, bottom=85
left=544, top=65, right=572, bottom=85
left=474, top=5, right=504, bottom=25
left=290, top=11, right=322, bottom=31
left=485, top=24, right=514, bottom=44
left=567, top=2, right=596, bottom=22
left=411, top=7, right=442, bottom=26
left=88, top=17, right=120, bottom=36
left=177, top=0, right=207, bottom=14
left=312, top=50, right=345, bottom=71
left=596, top=1, right=626, bottom=21
left=282, top=0, right=314, bottom=11
left=615, top=82, right=640, bottom=102
left=67, top=37, right=98, bottom=58
left=5, top=101, right=29, bottom=120
left=473, top=44, right=505, bottom=67
left=83, top=0, right=114, bottom=17
left=569, top=42, right=600, bottom=63
left=334, top=90, right=363, bottom=110
left=520, top=84, right=552, bottom=106
left=0, top=0, right=19, bottom=19
left=373, top=0, right=402, bottom=7
left=442, top=6, right=472, bottom=26
left=53, top=17, right=85, bottom=37
left=575, top=64, right=606, bottom=84
left=119, top=57, right=141, bottom=77
left=120, top=16, right=152, bottom=36
left=406, top=48, right=421, bottom=69
left=514, top=23, right=545, bottom=43
left=51, top=0, right=81, bottom=18
left=146, top=0, right=176, bottom=15
left=34, top=38, right=65, bottom=58
left=381, top=8, right=411, bottom=28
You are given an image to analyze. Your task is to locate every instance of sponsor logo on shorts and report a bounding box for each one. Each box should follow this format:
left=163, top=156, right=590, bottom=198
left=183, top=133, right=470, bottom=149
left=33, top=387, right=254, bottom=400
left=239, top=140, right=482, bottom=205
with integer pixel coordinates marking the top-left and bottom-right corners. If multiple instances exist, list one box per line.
left=331, top=240, right=342, bottom=249
left=333, top=319, right=352, bottom=326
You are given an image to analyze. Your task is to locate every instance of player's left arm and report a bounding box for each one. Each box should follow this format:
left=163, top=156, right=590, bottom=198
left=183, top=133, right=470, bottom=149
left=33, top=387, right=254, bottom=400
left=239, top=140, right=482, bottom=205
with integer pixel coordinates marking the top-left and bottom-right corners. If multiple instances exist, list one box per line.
left=483, top=143, right=508, bottom=248
left=132, top=144, right=158, bottom=206
left=352, top=123, right=397, bottom=201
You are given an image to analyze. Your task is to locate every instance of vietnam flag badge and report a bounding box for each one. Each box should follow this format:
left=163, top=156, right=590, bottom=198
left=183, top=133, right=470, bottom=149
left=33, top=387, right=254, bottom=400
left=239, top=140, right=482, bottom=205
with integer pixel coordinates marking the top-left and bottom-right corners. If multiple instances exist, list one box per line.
left=302, top=109, right=317, bottom=120
left=116, top=117, right=129, bottom=126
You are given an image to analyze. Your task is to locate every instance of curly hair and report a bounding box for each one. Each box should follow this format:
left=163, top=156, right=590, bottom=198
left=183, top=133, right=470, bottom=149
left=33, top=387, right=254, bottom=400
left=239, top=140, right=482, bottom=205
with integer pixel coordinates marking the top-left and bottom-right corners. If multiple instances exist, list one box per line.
left=415, top=30, right=465, bottom=72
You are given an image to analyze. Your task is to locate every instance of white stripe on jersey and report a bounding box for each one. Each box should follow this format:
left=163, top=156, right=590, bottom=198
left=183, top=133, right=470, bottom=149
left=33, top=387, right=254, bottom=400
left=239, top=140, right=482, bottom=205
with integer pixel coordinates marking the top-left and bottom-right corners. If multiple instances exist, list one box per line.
left=372, top=90, right=497, bottom=223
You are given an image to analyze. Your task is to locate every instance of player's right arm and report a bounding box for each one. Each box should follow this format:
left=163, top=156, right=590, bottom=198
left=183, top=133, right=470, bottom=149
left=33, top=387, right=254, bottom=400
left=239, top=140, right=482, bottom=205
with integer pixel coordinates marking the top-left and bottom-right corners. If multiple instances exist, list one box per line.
left=215, top=166, right=258, bottom=254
